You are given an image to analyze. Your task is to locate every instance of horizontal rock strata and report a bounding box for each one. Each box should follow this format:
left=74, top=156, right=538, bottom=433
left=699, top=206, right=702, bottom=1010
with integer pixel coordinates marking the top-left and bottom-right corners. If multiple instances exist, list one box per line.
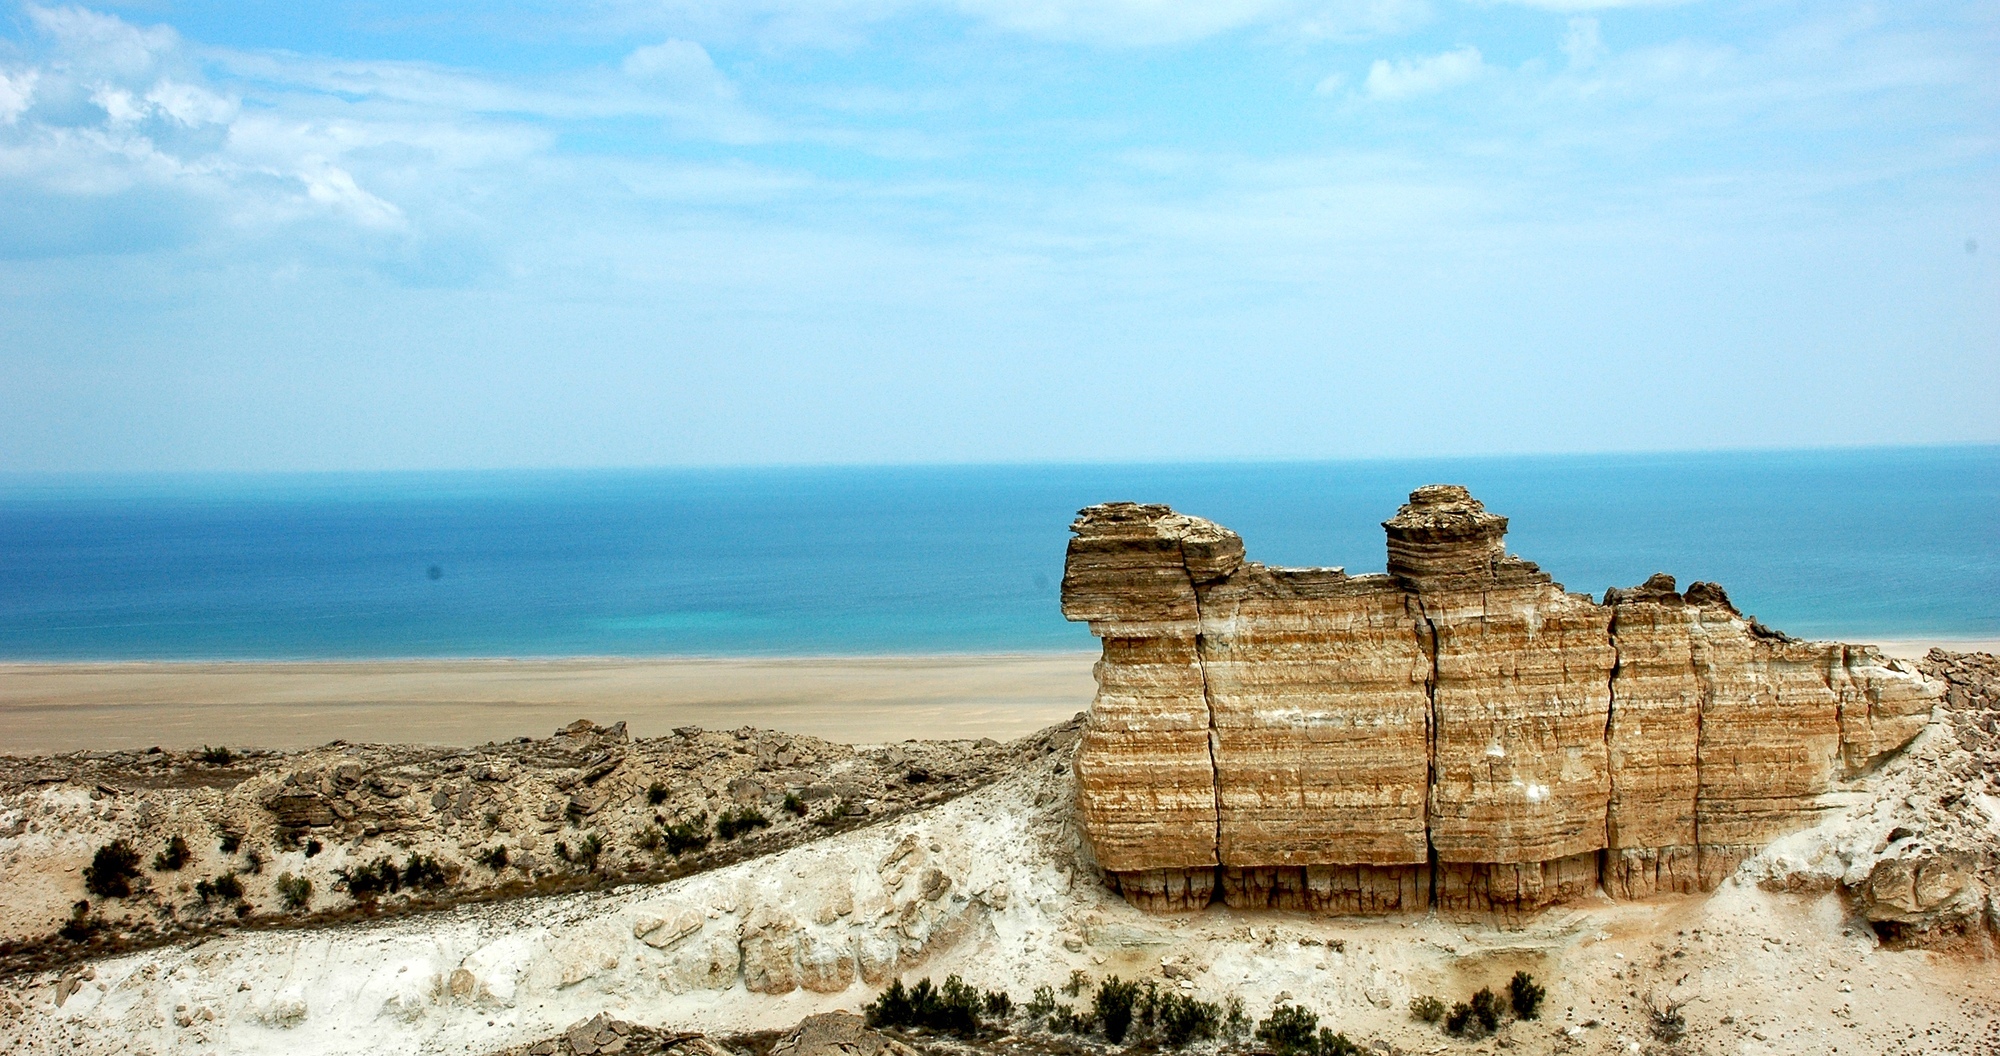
left=1062, top=486, right=1942, bottom=918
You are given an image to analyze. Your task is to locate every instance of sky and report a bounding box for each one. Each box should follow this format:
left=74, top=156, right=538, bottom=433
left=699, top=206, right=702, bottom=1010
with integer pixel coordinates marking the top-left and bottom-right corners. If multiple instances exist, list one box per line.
left=0, top=0, right=1994, bottom=472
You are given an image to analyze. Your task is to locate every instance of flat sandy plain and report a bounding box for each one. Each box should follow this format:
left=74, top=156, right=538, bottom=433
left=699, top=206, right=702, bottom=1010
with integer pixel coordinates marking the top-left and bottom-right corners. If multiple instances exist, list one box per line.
left=1, top=638, right=1991, bottom=754
left=0, top=654, right=1098, bottom=752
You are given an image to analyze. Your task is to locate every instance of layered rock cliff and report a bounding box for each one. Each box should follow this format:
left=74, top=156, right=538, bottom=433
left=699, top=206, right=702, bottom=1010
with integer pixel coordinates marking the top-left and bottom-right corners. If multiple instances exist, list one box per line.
left=1061, top=486, right=1942, bottom=918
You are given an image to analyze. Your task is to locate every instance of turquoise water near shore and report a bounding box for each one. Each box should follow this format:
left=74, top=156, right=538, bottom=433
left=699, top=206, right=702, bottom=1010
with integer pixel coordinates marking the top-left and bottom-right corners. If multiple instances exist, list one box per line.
left=0, top=447, right=1994, bottom=659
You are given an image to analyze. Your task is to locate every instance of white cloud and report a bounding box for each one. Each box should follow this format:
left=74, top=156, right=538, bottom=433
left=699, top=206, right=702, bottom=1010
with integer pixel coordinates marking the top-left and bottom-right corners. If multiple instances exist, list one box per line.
left=621, top=0, right=1426, bottom=48
left=1363, top=45, right=1484, bottom=100
left=298, top=162, right=405, bottom=229
left=1562, top=16, right=1605, bottom=68
left=0, top=70, right=37, bottom=124
left=624, top=39, right=718, bottom=82
left=1313, top=71, right=1347, bottom=95
left=1485, top=0, right=1689, bottom=9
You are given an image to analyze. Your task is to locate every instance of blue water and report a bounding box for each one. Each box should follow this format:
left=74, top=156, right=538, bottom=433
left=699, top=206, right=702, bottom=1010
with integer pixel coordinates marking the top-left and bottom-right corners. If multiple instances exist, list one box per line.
left=0, top=447, right=1994, bottom=660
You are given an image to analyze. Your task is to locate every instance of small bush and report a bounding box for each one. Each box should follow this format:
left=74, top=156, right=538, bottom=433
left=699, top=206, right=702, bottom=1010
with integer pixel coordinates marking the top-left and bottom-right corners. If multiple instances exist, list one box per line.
left=199, top=745, right=233, bottom=765
left=783, top=792, right=807, bottom=816
left=217, top=831, right=241, bottom=854
left=863, top=975, right=998, bottom=1038
left=60, top=900, right=94, bottom=942
left=662, top=813, right=711, bottom=855
left=1048, top=1007, right=1093, bottom=1034
left=1025, top=985, right=1062, bottom=1022
left=152, top=835, right=190, bottom=872
left=1224, top=997, right=1250, bottom=1039
left=304, top=839, right=323, bottom=858
left=477, top=845, right=510, bottom=870
left=574, top=833, right=604, bottom=872
left=1410, top=995, right=1446, bottom=1023
left=715, top=807, right=771, bottom=840
left=276, top=872, right=312, bottom=911
left=83, top=840, right=143, bottom=898
left=1093, top=977, right=1141, bottom=1043
left=647, top=781, right=669, bottom=806
left=1062, top=969, right=1090, bottom=997
left=636, top=827, right=663, bottom=852
left=1158, top=993, right=1223, bottom=1048
left=1469, top=987, right=1505, bottom=1034
left=1508, top=971, right=1544, bottom=1021
left=242, top=848, right=265, bottom=875
left=983, top=990, right=1013, bottom=1018
left=336, top=857, right=403, bottom=899
left=401, top=853, right=450, bottom=890
left=1443, top=1002, right=1483, bottom=1039
left=196, top=873, right=245, bottom=904
left=1647, top=995, right=1687, bottom=1043
left=1256, top=1003, right=1321, bottom=1056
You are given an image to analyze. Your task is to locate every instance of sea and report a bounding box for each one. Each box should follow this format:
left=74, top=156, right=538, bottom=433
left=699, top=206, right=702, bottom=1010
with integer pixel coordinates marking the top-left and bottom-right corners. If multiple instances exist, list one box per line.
left=0, top=446, right=1994, bottom=660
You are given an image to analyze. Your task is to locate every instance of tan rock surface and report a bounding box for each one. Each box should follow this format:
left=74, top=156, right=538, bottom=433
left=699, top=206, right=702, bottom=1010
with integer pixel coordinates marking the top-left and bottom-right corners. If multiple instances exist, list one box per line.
left=1061, top=485, right=1944, bottom=917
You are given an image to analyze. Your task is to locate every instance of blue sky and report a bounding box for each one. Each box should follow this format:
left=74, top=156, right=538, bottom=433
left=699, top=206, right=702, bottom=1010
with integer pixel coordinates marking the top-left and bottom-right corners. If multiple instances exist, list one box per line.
left=0, top=0, right=1994, bottom=471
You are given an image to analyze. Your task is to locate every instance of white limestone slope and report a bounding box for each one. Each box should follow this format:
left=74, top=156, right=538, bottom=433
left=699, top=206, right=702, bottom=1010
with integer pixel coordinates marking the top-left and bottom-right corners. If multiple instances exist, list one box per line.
left=0, top=757, right=1096, bottom=1056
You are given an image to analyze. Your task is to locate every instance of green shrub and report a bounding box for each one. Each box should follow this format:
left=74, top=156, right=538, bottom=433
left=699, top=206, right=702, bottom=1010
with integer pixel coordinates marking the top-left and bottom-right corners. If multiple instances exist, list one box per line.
left=783, top=792, right=807, bottom=816
left=1224, top=997, right=1250, bottom=1039
left=199, top=745, right=233, bottom=765
left=217, top=831, right=241, bottom=854
left=337, top=857, right=403, bottom=898
left=1256, top=1003, right=1321, bottom=1056
left=152, top=835, right=190, bottom=872
left=1410, top=995, right=1446, bottom=1023
left=276, top=872, right=312, bottom=911
left=477, top=845, right=510, bottom=870
left=983, top=990, right=1013, bottom=1018
left=715, top=807, right=771, bottom=840
left=60, top=900, right=95, bottom=942
left=1062, top=970, right=1090, bottom=997
left=304, top=839, right=322, bottom=858
left=647, top=781, right=669, bottom=806
left=1508, top=971, right=1545, bottom=1021
left=636, top=827, right=663, bottom=852
left=195, top=873, right=245, bottom=904
left=84, top=840, right=142, bottom=898
left=402, top=853, right=450, bottom=889
left=242, top=848, right=265, bottom=875
left=574, top=833, right=604, bottom=871
left=1025, top=985, right=1062, bottom=1022
left=1315, top=1028, right=1362, bottom=1056
left=662, top=814, right=711, bottom=855
left=1093, top=977, right=1141, bottom=1043
left=1470, top=987, right=1505, bottom=1033
left=1443, top=1002, right=1482, bottom=1039
left=1157, top=993, right=1223, bottom=1048
left=863, top=975, right=999, bottom=1037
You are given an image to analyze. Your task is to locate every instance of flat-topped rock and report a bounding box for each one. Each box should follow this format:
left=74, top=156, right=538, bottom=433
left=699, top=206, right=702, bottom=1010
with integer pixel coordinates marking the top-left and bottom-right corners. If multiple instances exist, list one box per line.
left=1062, top=486, right=1943, bottom=918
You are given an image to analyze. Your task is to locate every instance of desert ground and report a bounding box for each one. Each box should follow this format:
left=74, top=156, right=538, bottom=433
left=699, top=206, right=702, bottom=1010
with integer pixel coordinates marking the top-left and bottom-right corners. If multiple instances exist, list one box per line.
left=0, top=654, right=1098, bottom=752
left=3, top=641, right=1991, bottom=754
left=0, top=646, right=1994, bottom=1056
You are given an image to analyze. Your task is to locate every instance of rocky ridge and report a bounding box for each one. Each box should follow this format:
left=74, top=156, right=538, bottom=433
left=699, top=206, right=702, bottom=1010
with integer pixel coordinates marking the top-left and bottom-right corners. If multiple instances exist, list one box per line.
left=0, top=717, right=1075, bottom=976
left=1061, top=485, right=1942, bottom=918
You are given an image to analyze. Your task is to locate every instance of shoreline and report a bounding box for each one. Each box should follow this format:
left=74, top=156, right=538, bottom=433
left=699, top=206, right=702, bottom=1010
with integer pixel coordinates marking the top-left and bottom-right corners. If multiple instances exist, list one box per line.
left=2, top=638, right=1992, bottom=755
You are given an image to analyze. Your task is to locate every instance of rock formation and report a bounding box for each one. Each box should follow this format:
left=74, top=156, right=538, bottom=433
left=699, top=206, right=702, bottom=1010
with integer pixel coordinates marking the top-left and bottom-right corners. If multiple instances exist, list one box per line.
left=1062, top=485, right=1942, bottom=918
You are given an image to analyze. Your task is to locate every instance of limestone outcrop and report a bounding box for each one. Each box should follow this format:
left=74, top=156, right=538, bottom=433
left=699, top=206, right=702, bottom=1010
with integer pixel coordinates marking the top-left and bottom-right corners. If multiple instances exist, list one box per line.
left=1062, top=485, right=1942, bottom=917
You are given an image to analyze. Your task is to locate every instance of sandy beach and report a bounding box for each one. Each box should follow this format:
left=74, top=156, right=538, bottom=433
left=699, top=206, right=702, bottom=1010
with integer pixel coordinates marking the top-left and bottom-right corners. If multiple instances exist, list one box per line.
left=0, top=654, right=1098, bottom=753
left=1, top=638, right=1990, bottom=755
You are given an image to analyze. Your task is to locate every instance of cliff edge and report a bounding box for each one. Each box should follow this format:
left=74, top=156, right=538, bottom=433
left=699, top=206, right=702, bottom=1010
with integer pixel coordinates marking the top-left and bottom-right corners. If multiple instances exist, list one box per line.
left=1061, top=485, right=1942, bottom=918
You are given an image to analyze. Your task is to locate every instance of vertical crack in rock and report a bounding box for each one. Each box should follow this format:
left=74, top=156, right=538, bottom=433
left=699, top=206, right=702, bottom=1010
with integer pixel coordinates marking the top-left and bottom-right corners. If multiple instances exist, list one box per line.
left=1184, top=544, right=1225, bottom=884
left=1416, top=603, right=1442, bottom=910
left=1060, top=488, right=1940, bottom=919
left=1602, top=607, right=1624, bottom=896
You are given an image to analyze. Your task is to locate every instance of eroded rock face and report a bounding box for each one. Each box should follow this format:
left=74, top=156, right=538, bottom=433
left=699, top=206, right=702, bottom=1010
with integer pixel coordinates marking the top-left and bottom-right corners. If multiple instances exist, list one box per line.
left=1063, top=486, right=1943, bottom=918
